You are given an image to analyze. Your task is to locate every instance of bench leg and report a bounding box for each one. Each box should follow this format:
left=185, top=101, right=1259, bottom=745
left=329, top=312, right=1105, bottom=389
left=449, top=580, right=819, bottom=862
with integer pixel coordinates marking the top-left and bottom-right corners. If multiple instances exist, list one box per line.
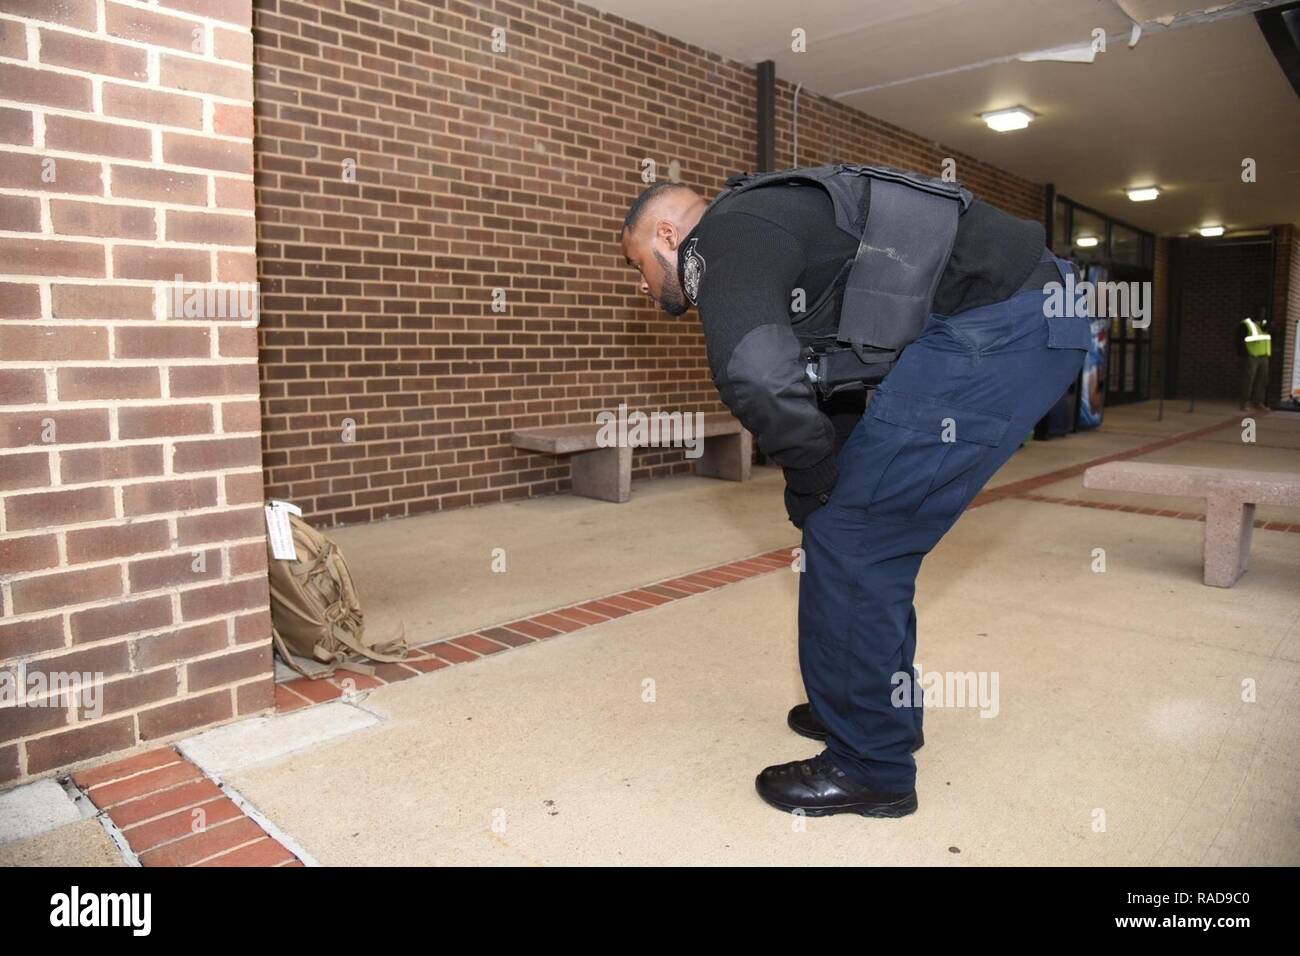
left=693, top=430, right=752, bottom=482
left=569, top=445, right=631, bottom=502
left=1203, top=497, right=1254, bottom=588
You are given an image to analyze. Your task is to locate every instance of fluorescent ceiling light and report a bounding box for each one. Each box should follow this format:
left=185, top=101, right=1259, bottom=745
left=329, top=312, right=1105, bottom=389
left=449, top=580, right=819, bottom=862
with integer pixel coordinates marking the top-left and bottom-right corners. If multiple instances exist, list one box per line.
left=1199, top=225, right=1225, bottom=237
left=1126, top=186, right=1160, bottom=202
left=1076, top=236, right=1100, bottom=248
left=980, top=107, right=1035, bottom=132
left=1018, top=43, right=1097, bottom=64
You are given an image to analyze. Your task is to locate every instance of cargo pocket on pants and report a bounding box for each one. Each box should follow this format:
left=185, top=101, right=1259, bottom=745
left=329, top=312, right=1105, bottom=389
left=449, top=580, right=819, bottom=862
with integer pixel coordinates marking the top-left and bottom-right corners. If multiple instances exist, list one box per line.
left=863, top=388, right=1012, bottom=525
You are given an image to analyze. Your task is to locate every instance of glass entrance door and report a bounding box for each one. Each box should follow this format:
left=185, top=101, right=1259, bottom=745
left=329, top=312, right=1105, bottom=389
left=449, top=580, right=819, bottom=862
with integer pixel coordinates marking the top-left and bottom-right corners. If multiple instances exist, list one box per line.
left=1105, top=263, right=1152, bottom=405
left=1050, top=198, right=1155, bottom=409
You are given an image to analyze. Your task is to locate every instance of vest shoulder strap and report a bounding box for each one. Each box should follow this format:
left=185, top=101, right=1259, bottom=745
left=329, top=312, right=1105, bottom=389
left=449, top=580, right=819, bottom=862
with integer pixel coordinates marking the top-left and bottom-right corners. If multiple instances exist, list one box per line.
left=708, top=165, right=864, bottom=237
left=709, top=163, right=971, bottom=224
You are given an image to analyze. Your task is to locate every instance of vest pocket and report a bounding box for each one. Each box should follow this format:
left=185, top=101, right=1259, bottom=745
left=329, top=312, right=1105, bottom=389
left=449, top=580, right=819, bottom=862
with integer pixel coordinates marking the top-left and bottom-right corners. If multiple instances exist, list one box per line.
left=839, top=286, right=930, bottom=350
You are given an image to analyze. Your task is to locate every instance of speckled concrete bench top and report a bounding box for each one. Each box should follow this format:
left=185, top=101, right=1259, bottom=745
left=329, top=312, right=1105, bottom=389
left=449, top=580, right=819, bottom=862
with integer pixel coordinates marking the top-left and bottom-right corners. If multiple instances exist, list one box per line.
left=511, top=411, right=743, bottom=454
left=1083, top=462, right=1300, bottom=505
left=510, top=411, right=752, bottom=503
left=1083, top=461, right=1300, bottom=587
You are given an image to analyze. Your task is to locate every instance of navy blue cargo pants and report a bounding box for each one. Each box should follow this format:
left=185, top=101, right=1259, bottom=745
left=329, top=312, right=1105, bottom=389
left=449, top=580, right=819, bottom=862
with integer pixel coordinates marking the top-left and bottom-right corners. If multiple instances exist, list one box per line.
left=798, top=254, right=1091, bottom=792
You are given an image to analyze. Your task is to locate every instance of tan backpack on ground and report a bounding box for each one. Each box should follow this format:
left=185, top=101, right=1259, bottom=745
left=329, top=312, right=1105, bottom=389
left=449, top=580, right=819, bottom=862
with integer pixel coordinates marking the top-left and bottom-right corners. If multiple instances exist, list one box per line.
left=267, top=511, right=407, bottom=679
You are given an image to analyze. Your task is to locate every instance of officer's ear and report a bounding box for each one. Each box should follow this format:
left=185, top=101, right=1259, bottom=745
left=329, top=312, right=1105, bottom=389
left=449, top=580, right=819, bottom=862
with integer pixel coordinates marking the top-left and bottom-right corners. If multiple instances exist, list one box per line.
left=654, top=217, right=680, bottom=252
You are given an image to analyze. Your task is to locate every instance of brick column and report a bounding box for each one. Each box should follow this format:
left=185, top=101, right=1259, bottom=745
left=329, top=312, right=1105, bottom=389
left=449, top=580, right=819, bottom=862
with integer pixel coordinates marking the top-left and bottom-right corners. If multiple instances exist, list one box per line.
left=1152, top=236, right=1168, bottom=399
left=1273, top=225, right=1295, bottom=406
left=0, top=0, right=270, bottom=787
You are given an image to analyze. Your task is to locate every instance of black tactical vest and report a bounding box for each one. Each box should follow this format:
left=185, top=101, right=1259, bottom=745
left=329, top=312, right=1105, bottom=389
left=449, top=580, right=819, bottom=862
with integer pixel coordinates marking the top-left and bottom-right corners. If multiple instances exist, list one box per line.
left=707, top=164, right=973, bottom=398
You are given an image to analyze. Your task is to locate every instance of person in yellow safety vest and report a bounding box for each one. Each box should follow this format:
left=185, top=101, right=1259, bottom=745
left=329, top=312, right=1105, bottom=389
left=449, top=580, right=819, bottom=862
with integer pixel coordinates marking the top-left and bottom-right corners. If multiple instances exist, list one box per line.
left=1237, top=315, right=1272, bottom=411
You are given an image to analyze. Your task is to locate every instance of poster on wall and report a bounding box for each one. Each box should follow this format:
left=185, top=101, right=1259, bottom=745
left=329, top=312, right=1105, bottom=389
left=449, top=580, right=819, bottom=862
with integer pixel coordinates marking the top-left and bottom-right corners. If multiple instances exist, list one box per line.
left=1076, top=265, right=1109, bottom=429
left=1077, top=318, right=1109, bottom=428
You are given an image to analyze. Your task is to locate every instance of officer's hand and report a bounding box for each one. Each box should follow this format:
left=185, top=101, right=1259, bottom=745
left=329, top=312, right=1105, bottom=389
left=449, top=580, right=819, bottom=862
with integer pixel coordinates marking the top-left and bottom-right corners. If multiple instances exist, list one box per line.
left=784, top=486, right=829, bottom=529
left=782, top=453, right=839, bottom=530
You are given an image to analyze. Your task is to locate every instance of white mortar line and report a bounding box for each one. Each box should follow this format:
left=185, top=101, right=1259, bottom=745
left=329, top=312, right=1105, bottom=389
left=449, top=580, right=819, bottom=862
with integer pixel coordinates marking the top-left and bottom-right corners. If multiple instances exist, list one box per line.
left=92, top=805, right=143, bottom=867
left=209, top=775, right=321, bottom=867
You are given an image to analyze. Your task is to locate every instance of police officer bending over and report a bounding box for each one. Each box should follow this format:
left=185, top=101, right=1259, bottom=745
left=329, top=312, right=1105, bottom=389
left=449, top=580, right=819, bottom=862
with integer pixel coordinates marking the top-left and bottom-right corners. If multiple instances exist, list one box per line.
left=620, top=165, right=1091, bottom=818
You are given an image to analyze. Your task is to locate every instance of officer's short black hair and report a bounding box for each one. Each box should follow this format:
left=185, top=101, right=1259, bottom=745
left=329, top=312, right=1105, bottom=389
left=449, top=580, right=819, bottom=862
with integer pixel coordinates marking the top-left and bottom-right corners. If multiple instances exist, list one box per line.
left=621, top=181, right=692, bottom=237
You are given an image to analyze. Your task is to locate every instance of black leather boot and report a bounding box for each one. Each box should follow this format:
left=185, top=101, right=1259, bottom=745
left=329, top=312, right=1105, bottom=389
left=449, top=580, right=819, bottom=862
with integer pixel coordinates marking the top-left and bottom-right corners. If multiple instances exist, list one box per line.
left=787, top=703, right=924, bottom=751
left=755, top=752, right=918, bottom=817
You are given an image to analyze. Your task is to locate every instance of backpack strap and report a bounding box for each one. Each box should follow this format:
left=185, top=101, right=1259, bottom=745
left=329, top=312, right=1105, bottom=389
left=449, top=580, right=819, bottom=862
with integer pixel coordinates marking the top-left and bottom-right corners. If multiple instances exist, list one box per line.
left=317, top=543, right=409, bottom=663
left=271, top=623, right=339, bottom=680
left=328, top=617, right=408, bottom=664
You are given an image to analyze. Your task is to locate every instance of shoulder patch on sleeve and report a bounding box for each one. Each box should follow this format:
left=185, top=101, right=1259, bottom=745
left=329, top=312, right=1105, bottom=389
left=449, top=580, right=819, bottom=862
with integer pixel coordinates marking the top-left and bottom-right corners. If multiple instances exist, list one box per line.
left=682, top=237, right=706, bottom=305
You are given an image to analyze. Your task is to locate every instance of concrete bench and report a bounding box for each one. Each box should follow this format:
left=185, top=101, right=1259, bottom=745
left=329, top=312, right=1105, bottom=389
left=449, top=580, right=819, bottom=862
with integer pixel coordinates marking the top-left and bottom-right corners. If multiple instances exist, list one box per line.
left=1082, top=462, right=1300, bottom=587
left=511, top=412, right=752, bottom=503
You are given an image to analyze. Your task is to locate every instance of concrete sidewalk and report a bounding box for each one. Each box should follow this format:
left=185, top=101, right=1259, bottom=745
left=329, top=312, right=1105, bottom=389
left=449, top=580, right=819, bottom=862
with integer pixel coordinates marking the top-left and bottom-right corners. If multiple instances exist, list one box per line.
left=4, top=400, right=1298, bottom=866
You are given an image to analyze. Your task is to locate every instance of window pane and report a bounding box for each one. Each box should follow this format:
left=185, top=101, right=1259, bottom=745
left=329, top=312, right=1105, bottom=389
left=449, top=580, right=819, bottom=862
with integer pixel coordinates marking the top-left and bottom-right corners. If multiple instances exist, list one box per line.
left=1112, top=224, right=1142, bottom=265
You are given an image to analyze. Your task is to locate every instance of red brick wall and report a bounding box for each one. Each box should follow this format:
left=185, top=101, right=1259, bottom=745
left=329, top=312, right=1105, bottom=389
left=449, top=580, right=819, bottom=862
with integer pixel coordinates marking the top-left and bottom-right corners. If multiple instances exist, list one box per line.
left=773, top=83, right=1045, bottom=223
left=1171, top=231, right=1288, bottom=403
left=253, top=0, right=1049, bottom=527
left=0, top=0, right=270, bottom=787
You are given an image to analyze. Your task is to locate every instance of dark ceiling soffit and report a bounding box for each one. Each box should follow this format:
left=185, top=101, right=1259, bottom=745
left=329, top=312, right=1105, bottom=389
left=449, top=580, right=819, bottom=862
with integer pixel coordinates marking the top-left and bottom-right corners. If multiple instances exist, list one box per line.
left=1256, top=1, right=1300, bottom=98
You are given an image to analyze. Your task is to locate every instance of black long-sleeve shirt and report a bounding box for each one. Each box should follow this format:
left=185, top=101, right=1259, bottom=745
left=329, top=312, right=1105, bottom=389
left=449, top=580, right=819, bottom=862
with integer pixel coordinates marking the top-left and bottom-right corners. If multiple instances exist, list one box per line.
left=678, top=180, right=1046, bottom=489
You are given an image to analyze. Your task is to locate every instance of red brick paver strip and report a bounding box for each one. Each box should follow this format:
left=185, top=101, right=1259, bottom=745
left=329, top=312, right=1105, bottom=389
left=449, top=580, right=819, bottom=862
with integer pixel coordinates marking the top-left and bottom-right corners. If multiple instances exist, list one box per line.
left=968, top=415, right=1243, bottom=508
left=266, top=546, right=801, bottom=708
left=72, top=746, right=303, bottom=868
left=1008, top=493, right=1300, bottom=531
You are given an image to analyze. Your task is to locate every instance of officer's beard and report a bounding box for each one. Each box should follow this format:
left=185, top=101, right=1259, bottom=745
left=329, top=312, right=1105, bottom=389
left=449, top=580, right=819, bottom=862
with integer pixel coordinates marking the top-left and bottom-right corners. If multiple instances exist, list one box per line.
left=653, top=250, right=689, bottom=316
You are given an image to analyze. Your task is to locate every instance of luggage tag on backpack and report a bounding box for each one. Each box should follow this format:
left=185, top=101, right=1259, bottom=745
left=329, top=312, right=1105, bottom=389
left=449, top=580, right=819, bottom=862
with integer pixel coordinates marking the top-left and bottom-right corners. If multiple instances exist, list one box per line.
left=265, top=499, right=302, bottom=561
